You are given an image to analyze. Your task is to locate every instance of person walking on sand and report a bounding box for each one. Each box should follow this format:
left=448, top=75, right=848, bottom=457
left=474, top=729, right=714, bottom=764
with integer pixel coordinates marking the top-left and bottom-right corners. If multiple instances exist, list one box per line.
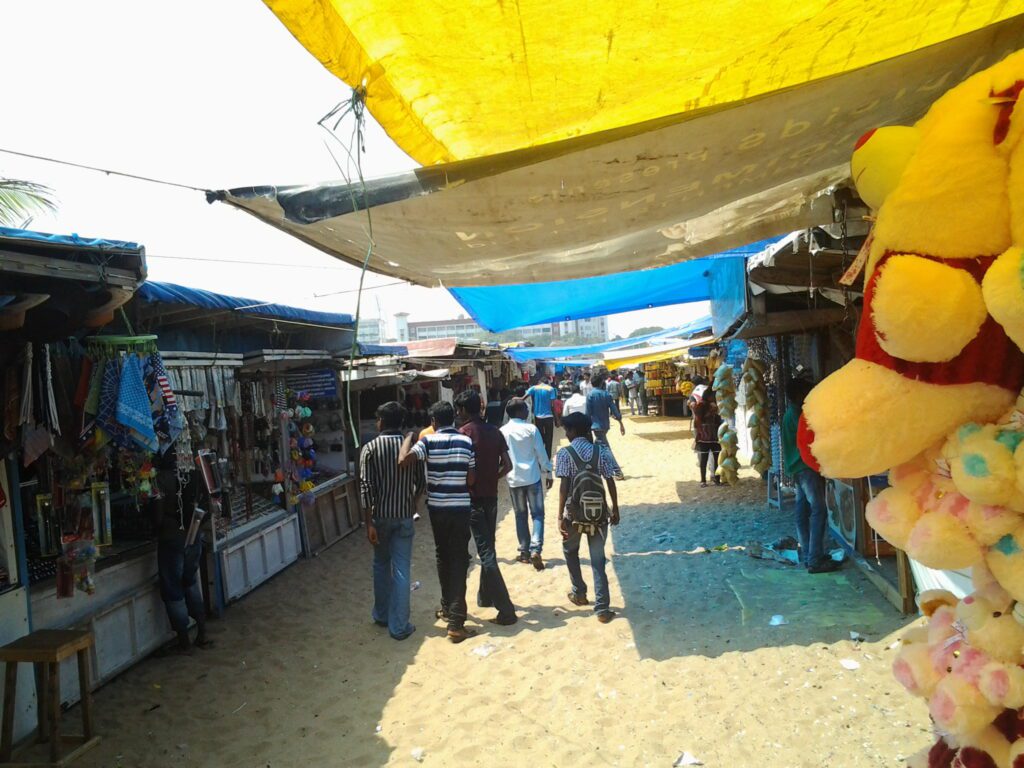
left=455, top=390, right=518, bottom=626
left=556, top=412, right=621, bottom=624
left=501, top=398, right=553, bottom=569
left=579, top=371, right=594, bottom=399
left=586, top=368, right=625, bottom=479
left=525, top=375, right=558, bottom=459
left=606, top=374, right=622, bottom=406
left=399, top=401, right=478, bottom=643
left=782, top=379, right=841, bottom=574
left=626, top=371, right=640, bottom=415
left=691, top=388, right=723, bottom=488
left=562, top=382, right=588, bottom=417
left=360, top=401, right=424, bottom=640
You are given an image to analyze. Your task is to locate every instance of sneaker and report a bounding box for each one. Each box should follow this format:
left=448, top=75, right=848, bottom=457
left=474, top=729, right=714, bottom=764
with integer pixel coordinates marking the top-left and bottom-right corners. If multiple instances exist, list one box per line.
left=531, top=552, right=545, bottom=571
left=596, top=611, right=616, bottom=624
left=391, top=625, right=416, bottom=641
left=447, top=626, right=478, bottom=644
left=808, top=558, right=843, bottom=574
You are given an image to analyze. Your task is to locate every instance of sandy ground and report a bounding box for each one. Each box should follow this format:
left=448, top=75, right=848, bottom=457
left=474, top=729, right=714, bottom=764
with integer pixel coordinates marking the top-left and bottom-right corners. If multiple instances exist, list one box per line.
left=62, top=415, right=932, bottom=767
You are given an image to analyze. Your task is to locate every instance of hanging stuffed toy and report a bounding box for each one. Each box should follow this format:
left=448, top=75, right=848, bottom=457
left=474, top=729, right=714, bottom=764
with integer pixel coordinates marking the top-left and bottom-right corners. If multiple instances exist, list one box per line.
left=798, top=51, right=1024, bottom=479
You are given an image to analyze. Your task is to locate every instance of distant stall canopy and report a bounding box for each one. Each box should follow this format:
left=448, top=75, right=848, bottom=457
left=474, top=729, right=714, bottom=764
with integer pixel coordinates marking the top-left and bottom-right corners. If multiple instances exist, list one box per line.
left=216, top=9, right=1024, bottom=287
left=506, top=315, right=712, bottom=363
left=603, top=336, right=717, bottom=370
left=136, top=282, right=353, bottom=329
left=451, top=240, right=774, bottom=332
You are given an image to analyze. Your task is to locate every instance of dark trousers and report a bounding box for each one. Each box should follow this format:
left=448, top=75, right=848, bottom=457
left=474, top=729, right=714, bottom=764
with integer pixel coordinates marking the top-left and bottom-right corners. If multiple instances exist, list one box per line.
left=157, top=535, right=205, bottom=635
left=470, top=498, right=515, bottom=617
left=429, top=507, right=472, bottom=630
left=535, top=416, right=554, bottom=458
left=697, top=442, right=721, bottom=484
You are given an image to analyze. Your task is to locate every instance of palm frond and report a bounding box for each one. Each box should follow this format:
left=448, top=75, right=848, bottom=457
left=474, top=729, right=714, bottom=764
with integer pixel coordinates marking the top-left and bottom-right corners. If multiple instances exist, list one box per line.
left=0, top=178, right=57, bottom=227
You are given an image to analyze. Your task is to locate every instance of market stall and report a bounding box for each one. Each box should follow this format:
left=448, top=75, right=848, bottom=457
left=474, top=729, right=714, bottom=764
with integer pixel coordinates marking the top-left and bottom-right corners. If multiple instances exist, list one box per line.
left=0, top=227, right=160, bottom=736
left=132, top=283, right=358, bottom=602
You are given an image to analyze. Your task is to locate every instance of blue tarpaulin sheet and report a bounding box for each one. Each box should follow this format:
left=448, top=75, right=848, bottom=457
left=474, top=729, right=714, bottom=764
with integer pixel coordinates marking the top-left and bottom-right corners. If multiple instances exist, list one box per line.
left=0, top=226, right=142, bottom=253
left=506, top=314, right=712, bottom=363
left=358, top=343, right=409, bottom=356
left=137, top=282, right=353, bottom=328
left=448, top=239, right=779, bottom=332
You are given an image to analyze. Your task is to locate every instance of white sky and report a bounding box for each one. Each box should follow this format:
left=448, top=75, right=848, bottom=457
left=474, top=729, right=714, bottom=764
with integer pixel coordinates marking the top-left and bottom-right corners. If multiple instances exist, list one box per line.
left=0, top=0, right=707, bottom=338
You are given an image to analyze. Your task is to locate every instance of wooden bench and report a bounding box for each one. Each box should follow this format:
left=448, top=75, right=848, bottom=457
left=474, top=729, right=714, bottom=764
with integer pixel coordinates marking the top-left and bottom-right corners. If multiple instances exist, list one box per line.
left=0, top=630, right=99, bottom=767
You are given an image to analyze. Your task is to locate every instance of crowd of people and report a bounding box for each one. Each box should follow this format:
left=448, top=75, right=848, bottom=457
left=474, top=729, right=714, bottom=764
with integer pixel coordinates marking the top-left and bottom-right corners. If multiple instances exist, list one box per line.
left=358, top=365, right=838, bottom=645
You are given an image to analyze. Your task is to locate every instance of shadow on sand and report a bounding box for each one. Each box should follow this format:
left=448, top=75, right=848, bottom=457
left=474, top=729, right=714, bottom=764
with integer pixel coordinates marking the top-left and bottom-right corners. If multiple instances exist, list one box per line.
left=609, top=491, right=913, bottom=662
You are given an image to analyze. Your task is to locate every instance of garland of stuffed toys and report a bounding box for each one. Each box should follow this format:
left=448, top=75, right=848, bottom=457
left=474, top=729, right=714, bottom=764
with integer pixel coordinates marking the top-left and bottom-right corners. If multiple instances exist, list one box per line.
left=712, top=363, right=739, bottom=485
left=795, top=51, right=1024, bottom=767
left=741, top=357, right=771, bottom=477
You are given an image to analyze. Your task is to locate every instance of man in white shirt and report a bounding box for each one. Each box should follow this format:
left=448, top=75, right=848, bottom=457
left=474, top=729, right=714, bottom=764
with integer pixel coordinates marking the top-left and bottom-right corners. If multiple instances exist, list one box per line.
left=500, top=398, right=553, bottom=569
left=562, top=383, right=588, bottom=417
left=579, top=372, right=594, bottom=399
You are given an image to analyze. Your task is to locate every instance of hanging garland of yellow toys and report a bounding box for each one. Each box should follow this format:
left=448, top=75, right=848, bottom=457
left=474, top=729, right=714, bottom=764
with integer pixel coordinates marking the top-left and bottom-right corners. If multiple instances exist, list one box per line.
left=713, top=363, right=739, bottom=485
left=741, top=357, right=772, bottom=476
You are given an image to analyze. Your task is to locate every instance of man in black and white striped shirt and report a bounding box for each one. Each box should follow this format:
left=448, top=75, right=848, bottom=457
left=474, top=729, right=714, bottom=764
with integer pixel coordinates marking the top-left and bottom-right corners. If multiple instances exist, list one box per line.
left=360, top=401, right=424, bottom=640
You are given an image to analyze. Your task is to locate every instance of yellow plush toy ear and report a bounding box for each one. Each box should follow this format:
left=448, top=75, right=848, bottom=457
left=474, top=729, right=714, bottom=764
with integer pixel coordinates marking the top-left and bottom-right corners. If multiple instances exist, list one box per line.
left=851, top=126, right=920, bottom=211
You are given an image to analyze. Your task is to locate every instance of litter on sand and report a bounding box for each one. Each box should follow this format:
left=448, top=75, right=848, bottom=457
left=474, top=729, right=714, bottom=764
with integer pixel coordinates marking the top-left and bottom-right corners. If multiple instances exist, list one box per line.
left=840, top=659, right=861, bottom=670
left=769, top=614, right=789, bottom=626
left=850, top=631, right=864, bottom=642
left=472, top=643, right=498, bottom=658
left=673, top=752, right=704, bottom=766
left=411, top=747, right=426, bottom=762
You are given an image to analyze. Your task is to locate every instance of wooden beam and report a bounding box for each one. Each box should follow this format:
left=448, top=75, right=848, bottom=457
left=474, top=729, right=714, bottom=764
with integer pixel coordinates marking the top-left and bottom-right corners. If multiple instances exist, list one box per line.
left=0, top=249, right=139, bottom=288
left=733, top=308, right=846, bottom=339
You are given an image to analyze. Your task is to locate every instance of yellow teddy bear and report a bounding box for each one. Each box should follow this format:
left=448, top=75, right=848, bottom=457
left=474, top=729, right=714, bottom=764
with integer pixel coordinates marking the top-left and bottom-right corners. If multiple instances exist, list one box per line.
left=798, top=50, right=1024, bottom=480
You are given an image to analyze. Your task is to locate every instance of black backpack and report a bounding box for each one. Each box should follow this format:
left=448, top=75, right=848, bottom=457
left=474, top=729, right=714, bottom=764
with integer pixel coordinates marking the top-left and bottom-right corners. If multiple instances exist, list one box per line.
left=565, top=443, right=608, bottom=534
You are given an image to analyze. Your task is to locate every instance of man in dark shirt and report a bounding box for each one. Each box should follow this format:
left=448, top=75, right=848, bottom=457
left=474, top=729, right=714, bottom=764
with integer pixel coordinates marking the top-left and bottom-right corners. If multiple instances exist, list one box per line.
left=360, top=401, right=425, bottom=640
left=456, top=389, right=517, bottom=625
left=484, top=388, right=506, bottom=427
left=151, top=447, right=211, bottom=654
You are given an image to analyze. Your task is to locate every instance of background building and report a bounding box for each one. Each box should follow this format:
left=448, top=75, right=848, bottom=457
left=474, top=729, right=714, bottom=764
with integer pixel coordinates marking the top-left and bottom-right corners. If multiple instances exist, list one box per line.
left=356, top=316, right=387, bottom=345
left=393, top=313, right=609, bottom=344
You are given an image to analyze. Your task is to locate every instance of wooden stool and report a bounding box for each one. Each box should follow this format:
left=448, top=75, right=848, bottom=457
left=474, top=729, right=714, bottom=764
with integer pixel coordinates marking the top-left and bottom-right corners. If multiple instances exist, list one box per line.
left=0, top=630, right=99, bottom=767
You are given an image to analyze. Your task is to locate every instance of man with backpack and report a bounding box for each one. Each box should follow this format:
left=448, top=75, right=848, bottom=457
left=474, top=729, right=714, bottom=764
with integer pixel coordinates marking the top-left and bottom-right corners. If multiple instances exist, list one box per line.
left=555, top=411, right=621, bottom=624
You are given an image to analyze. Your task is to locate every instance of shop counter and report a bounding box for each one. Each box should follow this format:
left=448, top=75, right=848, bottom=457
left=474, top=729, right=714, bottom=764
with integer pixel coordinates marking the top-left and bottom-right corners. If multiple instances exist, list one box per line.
left=30, top=549, right=173, bottom=709
left=213, top=498, right=301, bottom=605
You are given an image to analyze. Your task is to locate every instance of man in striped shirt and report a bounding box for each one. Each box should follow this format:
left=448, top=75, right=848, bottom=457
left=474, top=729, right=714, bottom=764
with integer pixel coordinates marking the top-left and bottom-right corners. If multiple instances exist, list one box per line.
left=399, top=400, right=478, bottom=643
left=360, top=401, right=424, bottom=641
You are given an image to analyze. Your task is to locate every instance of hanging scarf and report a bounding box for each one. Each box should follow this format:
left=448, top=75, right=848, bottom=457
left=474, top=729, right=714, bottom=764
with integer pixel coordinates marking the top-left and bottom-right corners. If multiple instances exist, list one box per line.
left=96, top=358, right=126, bottom=448
left=116, top=353, right=158, bottom=452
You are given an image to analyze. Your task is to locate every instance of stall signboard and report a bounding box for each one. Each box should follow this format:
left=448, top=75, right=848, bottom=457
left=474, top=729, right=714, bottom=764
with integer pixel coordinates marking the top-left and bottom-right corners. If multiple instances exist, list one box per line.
left=283, top=368, right=338, bottom=398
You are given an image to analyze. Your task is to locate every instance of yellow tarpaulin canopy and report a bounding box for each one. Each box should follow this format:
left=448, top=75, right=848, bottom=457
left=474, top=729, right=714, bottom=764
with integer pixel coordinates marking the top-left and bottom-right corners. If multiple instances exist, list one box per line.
left=603, top=336, right=715, bottom=370
left=265, top=1, right=1021, bottom=165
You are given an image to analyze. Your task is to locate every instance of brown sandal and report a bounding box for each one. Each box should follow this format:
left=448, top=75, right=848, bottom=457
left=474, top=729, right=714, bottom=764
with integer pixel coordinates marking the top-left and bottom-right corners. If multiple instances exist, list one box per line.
left=568, top=592, right=590, bottom=606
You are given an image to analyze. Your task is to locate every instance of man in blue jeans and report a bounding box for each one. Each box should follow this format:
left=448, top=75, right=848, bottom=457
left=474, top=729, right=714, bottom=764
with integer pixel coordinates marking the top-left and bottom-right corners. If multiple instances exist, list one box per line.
left=586, top=367, right=625, bottom=478
left=525, top=375, right=558, bottom=458
left=360, top=401, right=425, bottom=640
left=556, top=412, right=621, bottom=623
left=500, top=398, right=553, bottom=569
left=782, top=379, right=841, bottom=574
left=152, top=448, right=211, bottom=654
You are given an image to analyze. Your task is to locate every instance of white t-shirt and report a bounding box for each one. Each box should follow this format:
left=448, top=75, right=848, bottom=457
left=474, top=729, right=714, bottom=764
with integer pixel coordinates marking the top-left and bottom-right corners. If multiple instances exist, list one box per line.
left=579, top=380, right=593, bottom=398
left=563, top=393, right=587, bottom=416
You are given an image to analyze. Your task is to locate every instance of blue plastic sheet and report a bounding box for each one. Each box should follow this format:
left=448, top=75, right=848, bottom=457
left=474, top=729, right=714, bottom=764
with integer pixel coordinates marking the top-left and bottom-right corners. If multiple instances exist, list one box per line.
left=506, top=315, right=712, bottom=363
left=137, top=282, right=353, bottom=328
left=448, top=239, right=777, bottom=332
left=0, top=226, right=142, bottom=253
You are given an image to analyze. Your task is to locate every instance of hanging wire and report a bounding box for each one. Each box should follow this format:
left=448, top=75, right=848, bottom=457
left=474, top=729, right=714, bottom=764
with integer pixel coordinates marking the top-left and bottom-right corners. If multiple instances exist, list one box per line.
left=318, top=87, right=375, bottom=451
